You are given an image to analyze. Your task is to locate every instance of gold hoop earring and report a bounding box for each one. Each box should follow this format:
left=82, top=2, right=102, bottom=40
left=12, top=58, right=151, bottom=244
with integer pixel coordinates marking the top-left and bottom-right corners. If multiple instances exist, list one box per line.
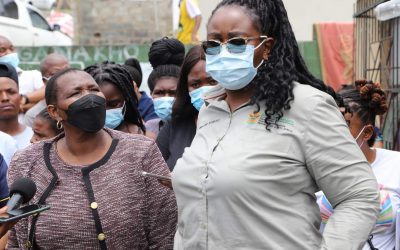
left=56, top=120, right=63, bottom=130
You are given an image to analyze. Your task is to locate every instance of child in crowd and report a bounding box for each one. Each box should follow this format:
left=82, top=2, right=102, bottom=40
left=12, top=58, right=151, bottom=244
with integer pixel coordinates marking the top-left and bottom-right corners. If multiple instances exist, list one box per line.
left=31, top=108, right=63, bottom=143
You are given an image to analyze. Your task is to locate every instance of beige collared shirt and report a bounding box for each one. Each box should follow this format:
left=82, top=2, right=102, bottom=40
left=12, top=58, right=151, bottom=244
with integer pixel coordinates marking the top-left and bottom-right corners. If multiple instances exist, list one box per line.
left=172, top=82, right=380, bottom=250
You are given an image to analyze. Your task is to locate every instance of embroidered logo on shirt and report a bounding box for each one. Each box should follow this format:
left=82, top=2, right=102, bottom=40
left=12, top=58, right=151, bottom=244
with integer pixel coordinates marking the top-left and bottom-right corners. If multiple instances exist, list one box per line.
left=247, top=112, right=261, bottom=124
left=198, top=119, right=220, bottom=130
left=248, top=112, right=295, bottom=132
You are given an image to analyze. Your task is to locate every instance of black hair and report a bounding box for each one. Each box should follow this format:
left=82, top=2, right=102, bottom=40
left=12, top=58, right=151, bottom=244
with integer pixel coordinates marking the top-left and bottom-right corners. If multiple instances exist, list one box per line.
left=124, top=58, right=142, bottom=77
left=148, top=37, right=185, bottom=69
left=124, top=58, right=143, bottom=87
left=147, top=64, right=181, bottom=93
left=84, top=62, right=146, bottom=133
left=211, top=0, right=328, bottom=129
left=45, top=68, right=81, bottom=105
left=172, top=45, right=205, bottom=122
left=122, top=64, right=142, bottom=88
left=36, top=108, right=63, bottom=135
left=340, top=80, right=388, bottom=147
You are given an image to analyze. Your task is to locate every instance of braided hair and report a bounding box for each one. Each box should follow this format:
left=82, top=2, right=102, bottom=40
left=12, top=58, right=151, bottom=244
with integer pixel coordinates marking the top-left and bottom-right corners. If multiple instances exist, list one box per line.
left=340, top=80, right=388, bottom=146
left=210, top=0, right=327, bottom=129
left=84, top=62, right=146, bottom=133
left=148, top=37, right=185, bottom=68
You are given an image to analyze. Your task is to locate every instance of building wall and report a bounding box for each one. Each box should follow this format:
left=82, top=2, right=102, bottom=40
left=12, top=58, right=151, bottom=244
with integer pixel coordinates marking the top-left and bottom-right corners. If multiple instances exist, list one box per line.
left=72, top=0, right=356, bottom=45
left=74, top=0, right=173, bottom=45
left=198, top=0, right=356, bottom=41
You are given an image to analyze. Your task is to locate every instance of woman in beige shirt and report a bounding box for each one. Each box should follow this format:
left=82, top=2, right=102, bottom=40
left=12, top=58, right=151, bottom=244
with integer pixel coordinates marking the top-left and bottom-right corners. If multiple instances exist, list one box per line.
left=171, top=0, right=380, bottom=249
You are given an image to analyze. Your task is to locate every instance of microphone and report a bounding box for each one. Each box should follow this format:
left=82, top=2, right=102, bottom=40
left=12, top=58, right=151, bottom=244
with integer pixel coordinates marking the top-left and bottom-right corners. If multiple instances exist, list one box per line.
left=7, top=178, right=37, bottom=212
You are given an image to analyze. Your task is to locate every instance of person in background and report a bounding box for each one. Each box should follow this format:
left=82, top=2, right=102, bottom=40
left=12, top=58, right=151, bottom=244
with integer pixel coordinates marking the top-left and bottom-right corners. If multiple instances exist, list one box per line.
left=0, top=131, right=17, bottom=166
left=7, top=68, right=177, bottom=249
left=24, top=53, right=70, bottom=127
left=340, top=84, right=385, bottom=149
left=85, top=62, right=146, bottom=135
left=148, top=37, right=185, bottom=69
left=170, top=1, right=380, bottom=249
left=30, top=108, right=63, bottom=143
left=177, top=0, right=202, bottom=44
left=373, top=126, right=384, bottom=148
left=318, top=81, right=400, bottom=250
left=156, top=45, right=217, bottom=170
left=124, top=57, right=143, bottom=78
left=0, top=63, right=33, bottom=149
left=0, top=154, right=8, bottom=208
left=0, top=35, right=43, bottom=114
left=145, top=64, right=180, bottom=136
left=123, top=58, right=158, bottom=122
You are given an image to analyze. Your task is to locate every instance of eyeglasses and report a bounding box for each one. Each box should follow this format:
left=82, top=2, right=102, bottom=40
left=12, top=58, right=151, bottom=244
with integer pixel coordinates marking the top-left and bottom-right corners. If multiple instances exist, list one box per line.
left=202, top=36, right=268, bottom=55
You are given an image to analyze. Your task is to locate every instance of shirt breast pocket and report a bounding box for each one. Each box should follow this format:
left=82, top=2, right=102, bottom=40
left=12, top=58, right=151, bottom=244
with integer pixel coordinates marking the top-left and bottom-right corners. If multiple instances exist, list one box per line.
left=224, top=125, right=299, bottom=174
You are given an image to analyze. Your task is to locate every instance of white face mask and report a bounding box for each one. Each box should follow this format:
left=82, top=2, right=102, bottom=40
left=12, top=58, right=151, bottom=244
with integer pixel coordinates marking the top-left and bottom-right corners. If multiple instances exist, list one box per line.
left=355, top=126, right=366, bottom=148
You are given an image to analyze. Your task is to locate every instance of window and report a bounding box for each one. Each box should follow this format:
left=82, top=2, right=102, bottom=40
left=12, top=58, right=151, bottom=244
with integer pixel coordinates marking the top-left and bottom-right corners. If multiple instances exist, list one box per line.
left=0, top=0, right=19, bottom=19
left=28, top=9, right=51, bottom=30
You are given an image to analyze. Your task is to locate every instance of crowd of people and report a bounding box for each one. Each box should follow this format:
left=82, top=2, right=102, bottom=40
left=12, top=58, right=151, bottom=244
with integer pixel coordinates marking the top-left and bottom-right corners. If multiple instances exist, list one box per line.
left=0, top=0, right=399, bottom=249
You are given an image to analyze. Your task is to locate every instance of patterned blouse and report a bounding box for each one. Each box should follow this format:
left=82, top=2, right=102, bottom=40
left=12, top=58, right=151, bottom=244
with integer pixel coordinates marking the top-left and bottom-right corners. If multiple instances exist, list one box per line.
left=7, top=128, right=177, bottom=250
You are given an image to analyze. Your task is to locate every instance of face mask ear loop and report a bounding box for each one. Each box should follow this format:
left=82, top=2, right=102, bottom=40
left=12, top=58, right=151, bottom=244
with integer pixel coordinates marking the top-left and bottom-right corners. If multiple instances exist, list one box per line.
left=254, top=38, right=268, bottom=69
left=122, top=102, right=127, bottom=117
left=355, top=126, right=366, bottom=148
left=256, top=59, right=264, bottom=69
left=254, top=38, right=267, bottom=50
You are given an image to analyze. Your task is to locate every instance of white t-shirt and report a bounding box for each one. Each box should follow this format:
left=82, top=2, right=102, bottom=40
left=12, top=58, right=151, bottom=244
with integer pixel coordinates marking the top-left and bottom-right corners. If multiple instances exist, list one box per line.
left=317, top=148, right=400, bottom=250
left=185, top=0, right=201, bottom=19
left=0, top=131, right=18, bottom=166
left=12, top=126, right=33, bottom=150
left=17, top=68, right=43, bottom=95
left=365, top=148, right=400, bottom=250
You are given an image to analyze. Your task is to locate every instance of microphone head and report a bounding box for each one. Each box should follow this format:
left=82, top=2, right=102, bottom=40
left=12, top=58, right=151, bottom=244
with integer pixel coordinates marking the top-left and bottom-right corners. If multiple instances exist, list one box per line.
left=9, top=177, right=37, bottom=203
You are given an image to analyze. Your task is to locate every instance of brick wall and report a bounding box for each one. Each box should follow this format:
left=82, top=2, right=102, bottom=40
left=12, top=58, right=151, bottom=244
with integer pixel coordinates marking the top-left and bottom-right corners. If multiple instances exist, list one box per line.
left=73, top=0, right=173, bottom=45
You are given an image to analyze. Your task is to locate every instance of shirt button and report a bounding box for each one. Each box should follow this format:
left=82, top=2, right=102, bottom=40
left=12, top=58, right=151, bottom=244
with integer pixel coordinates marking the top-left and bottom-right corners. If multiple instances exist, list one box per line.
left=90, top=202, right=98, bottom=209
left=24, top=241, right=32, bottom=248
left=98, top=233, right=106, bottom=241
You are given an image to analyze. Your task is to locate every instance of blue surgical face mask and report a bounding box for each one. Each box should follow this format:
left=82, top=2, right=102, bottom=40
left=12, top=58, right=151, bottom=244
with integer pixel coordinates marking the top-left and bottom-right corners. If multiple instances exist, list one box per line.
left=205, top=42, right=265, bottom=90
left=189, top=85, right=214, bottom=111
left=105, top=103, right=125, bottom=129
left=153, top=96, right=174, bottom=121
left=0, top=53, right=20, bottom=69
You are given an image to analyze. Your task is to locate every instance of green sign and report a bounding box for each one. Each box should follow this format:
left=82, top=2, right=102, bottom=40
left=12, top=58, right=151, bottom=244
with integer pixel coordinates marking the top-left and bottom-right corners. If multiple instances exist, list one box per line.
left=16, top=42, right=322, bottom=79
left=17, top=45, right=152, bottom=70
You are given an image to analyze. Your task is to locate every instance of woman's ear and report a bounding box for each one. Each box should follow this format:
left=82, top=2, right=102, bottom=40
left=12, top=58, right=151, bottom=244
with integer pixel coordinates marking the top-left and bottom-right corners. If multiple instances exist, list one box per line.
left=47, top=105, right=62, bottom=122
left=263, top=37, right=274, bottom=61
left=363, top=125, right=375, bottom=141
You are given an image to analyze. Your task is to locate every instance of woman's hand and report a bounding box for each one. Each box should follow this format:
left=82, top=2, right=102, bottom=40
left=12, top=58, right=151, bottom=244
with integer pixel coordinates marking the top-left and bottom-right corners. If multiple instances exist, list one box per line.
left=0, top=206, right=17, bottom=239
